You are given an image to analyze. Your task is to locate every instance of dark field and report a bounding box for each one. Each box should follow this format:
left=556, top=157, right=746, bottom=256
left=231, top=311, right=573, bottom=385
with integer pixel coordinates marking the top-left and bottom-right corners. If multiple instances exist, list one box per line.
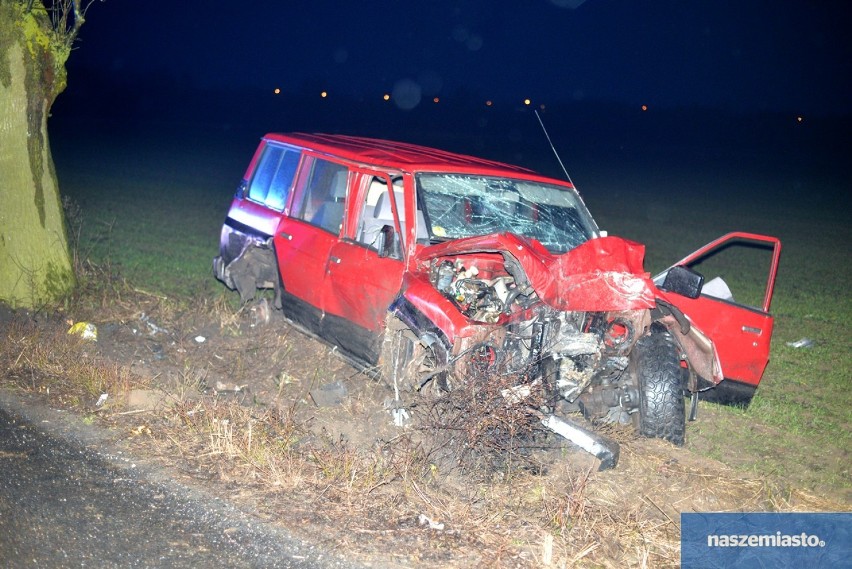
left=49, top=103, right=851, bottom=498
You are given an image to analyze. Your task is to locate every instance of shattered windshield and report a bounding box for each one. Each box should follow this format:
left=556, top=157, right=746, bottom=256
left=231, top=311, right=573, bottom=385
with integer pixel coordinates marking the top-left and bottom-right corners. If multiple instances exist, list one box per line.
left=416, top=174, right=598, bottom=253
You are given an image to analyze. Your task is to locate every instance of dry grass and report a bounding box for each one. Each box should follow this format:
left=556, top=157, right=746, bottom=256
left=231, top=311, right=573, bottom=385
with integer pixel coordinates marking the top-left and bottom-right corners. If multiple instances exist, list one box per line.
left=0, top=296, right=845, bottom=568
left=415, top=370, right=552, bottom=478
left=133, top=374, right=841, bottom=568
left=0, top=317, right=137, bottom=408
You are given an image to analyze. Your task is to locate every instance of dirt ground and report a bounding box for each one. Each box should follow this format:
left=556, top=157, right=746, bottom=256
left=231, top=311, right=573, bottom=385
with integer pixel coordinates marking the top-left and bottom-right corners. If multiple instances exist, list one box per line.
left=1, top=295, right=843, bottom=568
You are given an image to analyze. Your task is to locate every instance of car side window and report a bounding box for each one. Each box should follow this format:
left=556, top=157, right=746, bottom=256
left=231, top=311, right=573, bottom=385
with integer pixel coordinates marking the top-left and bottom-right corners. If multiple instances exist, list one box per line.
left=357, top=176, right=400, bottom=250
left=291, top=158, right=349, bottom=234
left=247, top=144, right=300, bottom=211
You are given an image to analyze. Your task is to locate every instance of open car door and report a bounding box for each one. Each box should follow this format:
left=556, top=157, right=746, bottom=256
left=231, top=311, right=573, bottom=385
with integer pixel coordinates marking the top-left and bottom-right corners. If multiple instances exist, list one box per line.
left=654, top=232, right=782, bottom=405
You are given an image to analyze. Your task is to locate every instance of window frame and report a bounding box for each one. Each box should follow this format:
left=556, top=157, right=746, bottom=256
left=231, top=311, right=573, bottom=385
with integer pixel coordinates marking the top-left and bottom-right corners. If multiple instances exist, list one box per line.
left=289, top=154, right=352, bottom=236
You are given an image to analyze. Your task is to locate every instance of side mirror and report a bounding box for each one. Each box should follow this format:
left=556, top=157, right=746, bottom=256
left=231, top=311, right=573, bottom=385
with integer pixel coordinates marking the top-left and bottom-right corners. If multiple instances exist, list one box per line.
left=378, top=225, right=402, bottom=259
left=660, top=265, right=704, bottom=299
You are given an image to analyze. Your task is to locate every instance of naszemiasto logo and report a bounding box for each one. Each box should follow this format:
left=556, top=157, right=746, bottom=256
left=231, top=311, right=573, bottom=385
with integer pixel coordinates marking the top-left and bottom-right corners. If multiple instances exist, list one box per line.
left=707, top=532, right=827, bottom=548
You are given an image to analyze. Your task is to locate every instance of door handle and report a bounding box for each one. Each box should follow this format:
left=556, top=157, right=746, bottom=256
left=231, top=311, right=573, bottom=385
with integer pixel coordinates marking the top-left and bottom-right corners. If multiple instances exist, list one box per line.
left=329, top=256, right=341, bottom=264
left=742, top=325, right=762, bottom=335
left=279, top=231, right=293, bottom=241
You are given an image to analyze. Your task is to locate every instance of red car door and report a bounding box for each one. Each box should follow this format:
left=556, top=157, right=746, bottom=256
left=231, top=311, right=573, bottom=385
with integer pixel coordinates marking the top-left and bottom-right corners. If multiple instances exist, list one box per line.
left=274, top=156, right=351, bottom=330
left=655, top=232, right=782, bottom=401
left=322, top=171, right=408, bottom=362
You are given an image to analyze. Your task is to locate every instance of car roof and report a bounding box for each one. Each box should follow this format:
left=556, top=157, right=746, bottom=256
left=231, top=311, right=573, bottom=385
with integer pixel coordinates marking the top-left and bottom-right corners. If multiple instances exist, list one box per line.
left=263, top=133, right=569, bottom=185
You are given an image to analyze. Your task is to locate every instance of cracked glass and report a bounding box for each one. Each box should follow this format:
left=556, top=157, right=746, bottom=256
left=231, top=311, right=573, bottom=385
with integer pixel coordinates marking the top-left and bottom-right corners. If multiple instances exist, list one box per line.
left=416, top=174, right=598, bottom=253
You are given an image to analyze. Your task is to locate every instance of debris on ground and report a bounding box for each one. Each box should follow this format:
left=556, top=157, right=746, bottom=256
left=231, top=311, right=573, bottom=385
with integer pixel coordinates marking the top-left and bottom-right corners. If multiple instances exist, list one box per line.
left=250, top=298, right=271, bottom=327
left=309, top=381, right=348, bottom=407
left=68, top=321, right=98, bottom=341
left=417, top=514, right=445, bottom=531
left=139, top=313, right=168, bottom=336
left=214, top=382, right=248, bottom=394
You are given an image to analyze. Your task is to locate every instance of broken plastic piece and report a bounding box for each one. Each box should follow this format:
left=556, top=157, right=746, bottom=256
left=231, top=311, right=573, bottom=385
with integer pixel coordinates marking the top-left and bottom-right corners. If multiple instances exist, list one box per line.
left=786, top=338, right=814, bottom=349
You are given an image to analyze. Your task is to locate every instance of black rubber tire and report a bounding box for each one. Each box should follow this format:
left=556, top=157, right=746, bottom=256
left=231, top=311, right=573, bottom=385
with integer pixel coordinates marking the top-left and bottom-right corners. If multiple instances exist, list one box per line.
left=379, top=315, right=449, bottom=396
left=632, top=327, right=686, bottom=446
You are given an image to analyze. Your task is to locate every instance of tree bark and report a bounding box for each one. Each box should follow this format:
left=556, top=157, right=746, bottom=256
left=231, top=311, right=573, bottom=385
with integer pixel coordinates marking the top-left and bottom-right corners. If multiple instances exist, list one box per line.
left=0, top=1, right=75, bottom=308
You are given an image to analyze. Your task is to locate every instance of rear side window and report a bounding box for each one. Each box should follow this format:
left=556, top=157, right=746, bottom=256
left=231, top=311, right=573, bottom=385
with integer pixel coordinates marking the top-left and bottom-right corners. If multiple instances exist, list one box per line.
left=292, top=158, right=349, bottom=234
left=247, top=144, right=300, bottom=211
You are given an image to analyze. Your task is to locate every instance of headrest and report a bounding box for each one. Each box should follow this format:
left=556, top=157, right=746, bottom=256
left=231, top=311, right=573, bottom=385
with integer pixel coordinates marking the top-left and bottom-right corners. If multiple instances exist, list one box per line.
left=330, top=170, right=348, bottom=199
left=374, top=190, right=405, bottom=220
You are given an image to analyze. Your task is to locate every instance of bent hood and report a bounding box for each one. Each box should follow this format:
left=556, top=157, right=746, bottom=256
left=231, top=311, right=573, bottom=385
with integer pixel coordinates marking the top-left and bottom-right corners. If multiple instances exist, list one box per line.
left=417, top=233, right=657, bottom=312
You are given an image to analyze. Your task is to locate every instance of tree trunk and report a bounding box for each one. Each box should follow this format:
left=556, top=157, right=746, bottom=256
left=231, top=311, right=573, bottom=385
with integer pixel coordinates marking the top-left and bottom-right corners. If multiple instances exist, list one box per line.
left=0, top=1, right=75, bottom=308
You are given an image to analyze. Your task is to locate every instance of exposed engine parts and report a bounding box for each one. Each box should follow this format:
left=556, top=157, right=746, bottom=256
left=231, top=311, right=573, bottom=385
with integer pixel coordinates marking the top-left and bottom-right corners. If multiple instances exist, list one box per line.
left=427, top=255, right=658, bottom=439
left=431, top=259, right=523, bottom=323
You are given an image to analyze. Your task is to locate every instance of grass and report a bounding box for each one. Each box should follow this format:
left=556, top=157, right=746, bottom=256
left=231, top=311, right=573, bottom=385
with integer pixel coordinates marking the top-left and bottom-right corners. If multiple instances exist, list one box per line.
left=55, top=127, right=252, bottom=299
left=582, top=157, right=852, bottom=496
left=1, top=123, right=845, bottom=565
left=52, top=125, right=851, bottom=494
left=0, top=280, right=843, bottom=567
left=0, top=316, right=136, bottom=409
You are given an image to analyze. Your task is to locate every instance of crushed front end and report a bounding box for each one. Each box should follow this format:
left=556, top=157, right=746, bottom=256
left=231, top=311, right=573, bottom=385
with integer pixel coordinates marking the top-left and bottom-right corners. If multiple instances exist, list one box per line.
left=389, top=233, right=710, bottom=468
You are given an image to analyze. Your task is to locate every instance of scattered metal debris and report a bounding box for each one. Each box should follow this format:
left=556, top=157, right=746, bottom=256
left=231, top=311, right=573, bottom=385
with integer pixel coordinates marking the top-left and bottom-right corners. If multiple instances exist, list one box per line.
left=540, top=414, right=620, bottom=471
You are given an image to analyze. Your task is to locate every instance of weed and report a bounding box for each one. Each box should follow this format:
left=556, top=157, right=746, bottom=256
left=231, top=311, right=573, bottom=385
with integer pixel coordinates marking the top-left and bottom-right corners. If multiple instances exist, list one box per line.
left=0, top=316, right=136, bottom=409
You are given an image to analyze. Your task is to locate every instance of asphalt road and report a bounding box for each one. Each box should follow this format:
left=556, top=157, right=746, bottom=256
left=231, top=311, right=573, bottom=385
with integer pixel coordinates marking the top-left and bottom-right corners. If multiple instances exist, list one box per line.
left=0, top=393, right=362, bottom=569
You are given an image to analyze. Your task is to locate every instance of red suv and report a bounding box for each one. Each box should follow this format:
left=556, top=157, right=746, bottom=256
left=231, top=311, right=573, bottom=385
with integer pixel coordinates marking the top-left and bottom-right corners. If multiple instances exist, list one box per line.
left=214, top=133, right=781, bottom=468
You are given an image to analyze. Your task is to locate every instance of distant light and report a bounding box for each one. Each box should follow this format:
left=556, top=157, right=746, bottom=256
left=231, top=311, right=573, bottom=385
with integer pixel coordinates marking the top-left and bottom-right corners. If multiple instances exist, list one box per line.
left=433, top=97, right=440, bottom=103
left=797, top=116, right=804, bottom=123
left=485, top=100, right=493, bottom=107
left=383, top=93, right=390, bottom=101
left=273, top=88, right=281, bottom=95
left=641, top=104, right=648, bottom=111
left=524, top=98, right=531, bottom=106
left=539, top=104, right=546, bottom=111
left=320, top=91, right=328, bottom=98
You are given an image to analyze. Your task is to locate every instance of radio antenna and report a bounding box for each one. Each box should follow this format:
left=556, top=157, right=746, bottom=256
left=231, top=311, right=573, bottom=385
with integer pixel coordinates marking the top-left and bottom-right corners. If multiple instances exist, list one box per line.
left=534, top=109, right=575, bottom=187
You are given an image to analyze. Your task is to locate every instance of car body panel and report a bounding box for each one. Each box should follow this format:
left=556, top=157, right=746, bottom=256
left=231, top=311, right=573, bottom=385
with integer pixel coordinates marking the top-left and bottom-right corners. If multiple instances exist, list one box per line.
left=214, top=133, right=781, bottom=418
left=323, top=240, right=405, bottom=333
left=655, top=232, right=782, bottom=389
left=414, top=233, right=656, bottom=312
left=226, top=197, right=281, bottom=241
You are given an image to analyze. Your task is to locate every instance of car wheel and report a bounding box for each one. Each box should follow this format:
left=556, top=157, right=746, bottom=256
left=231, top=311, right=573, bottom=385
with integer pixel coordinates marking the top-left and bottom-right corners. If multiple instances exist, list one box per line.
left=380, top=315, right=450, bottom=397
left=631, top=326, right=686, bottom=445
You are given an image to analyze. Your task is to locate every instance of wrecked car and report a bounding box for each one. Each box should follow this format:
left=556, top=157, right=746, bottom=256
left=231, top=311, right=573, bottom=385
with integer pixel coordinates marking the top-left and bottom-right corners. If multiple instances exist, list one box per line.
left=214, top=133, right=781, bottom=469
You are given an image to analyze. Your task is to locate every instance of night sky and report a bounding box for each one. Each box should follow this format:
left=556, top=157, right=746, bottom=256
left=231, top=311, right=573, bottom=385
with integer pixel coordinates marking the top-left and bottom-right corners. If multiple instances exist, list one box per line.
left=65, top=0, right=850, bottom=117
